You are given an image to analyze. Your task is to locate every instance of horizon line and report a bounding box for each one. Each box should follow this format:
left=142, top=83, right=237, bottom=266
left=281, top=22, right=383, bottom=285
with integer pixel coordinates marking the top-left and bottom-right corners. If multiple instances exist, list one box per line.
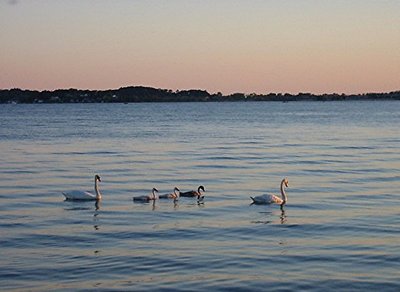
left=2, top=85, right=400, bottom=96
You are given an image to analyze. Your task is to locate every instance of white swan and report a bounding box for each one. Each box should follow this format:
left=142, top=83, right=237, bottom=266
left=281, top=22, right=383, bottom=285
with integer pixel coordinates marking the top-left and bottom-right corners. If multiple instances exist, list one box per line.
left=250, top=178, right=289, bottom=206
left=63, top=175, right=102, bottom=201
left=159, top=187, right=180, bottom=200
left=133, top=187, right=159, bottom=202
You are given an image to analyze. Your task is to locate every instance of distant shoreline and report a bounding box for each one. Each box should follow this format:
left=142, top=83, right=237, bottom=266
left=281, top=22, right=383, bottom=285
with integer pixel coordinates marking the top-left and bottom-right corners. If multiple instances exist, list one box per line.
left=1, top=86, right=399, bottom=104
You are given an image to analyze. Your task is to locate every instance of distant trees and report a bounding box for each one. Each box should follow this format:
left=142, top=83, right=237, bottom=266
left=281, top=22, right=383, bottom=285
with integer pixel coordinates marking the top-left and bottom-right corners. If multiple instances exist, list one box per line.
left=0, top=87, right=399, bottom=104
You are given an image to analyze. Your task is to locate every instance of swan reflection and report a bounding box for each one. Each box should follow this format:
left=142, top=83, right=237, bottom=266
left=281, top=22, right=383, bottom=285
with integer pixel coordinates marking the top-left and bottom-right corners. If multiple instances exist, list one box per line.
left=131, top=196, right=206, bottom=211
left=63, top=199, right=100, bottom=211
left=251, top=207, right=287, bottom=225
left=280, top=206, right=287, bottom=224
left=93, top=201, right=101, bottom=230
left=151, top=200, right=156, bottom=211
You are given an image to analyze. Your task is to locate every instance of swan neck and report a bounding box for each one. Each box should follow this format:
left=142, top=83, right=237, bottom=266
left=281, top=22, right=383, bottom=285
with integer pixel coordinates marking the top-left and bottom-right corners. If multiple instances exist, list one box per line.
left=95, top=178, right=101, bottom=200
left=280, top=181, right=287, bottom=203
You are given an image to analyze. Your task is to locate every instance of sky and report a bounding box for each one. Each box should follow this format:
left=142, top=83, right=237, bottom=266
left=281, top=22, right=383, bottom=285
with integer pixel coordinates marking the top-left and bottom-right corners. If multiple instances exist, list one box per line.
left=1, top=0, right=399, bottom=94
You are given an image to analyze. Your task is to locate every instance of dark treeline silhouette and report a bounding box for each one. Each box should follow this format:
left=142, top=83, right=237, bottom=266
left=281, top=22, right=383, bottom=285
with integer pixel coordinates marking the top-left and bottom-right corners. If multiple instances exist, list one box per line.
left=1, top=86, right=399, bottom=103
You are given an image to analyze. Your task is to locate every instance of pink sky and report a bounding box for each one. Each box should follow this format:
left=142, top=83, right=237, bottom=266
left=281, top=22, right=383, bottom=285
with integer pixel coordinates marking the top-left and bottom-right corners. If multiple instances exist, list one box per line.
left=1, top=0, right=399, bottom=94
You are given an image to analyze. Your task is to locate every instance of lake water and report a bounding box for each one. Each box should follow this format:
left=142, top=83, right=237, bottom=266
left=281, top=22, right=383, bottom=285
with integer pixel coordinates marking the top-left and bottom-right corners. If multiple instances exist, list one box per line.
left=0, top=101, right=399, bottom=291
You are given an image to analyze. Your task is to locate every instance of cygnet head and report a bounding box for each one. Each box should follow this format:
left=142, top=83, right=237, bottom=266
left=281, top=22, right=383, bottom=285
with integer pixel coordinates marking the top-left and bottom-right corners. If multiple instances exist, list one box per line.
left=283, top=178, right=289, bottom=188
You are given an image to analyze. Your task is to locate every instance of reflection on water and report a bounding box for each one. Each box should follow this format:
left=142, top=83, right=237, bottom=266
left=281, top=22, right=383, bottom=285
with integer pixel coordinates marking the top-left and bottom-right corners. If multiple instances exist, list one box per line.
left=62, top=199, right=101, bottom=211
left=280, top=207, right=287, bottom=224
left=250, top=206, right=287, bottom=225
left=93, top=204, right=100, bottom=231
left=131, top=196, right=207, bottom=211
left=0, top=102, right=399, bottom=291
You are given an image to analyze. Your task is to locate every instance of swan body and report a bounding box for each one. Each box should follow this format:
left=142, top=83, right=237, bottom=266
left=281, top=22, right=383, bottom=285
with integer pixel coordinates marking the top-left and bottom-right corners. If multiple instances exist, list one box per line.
left=159, top=187, right=180, bottom=200
left=250, top=194, right=283, bottom=205
left=180, top=185, right=205, bottom=200
left=133, top=188, right=159, bottom=202
left=63, top=175, right=102, bottom=201
left=250, top=178, right=289, bottom=206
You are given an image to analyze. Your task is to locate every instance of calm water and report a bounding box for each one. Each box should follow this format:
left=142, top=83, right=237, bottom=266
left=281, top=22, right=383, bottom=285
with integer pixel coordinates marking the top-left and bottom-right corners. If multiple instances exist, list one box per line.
left=0, top=101, right=399, bottom=291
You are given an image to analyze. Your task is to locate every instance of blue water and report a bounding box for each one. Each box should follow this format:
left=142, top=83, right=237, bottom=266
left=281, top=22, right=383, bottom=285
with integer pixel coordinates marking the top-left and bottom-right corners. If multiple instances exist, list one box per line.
left=0, top=101, right=399, bottom=291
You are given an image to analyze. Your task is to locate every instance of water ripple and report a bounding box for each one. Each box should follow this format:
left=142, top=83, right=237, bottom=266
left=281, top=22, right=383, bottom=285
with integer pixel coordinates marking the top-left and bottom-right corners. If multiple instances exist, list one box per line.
left=1, top=102, right=400, bottom=290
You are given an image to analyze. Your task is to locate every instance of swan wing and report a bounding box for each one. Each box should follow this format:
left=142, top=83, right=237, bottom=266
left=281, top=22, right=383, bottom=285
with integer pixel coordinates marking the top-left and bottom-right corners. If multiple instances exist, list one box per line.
left=133, top=195, right=158, bottom=202
left=180, top=190, right=196, bottom=197
left=133, top=195, right=149, bottom=202
left=63, top=190, right=96, bottom=201
left=159, top=193, right=175, bottom=199
left=270, top=194, right=284, bottom=204
left=250, top=194, right=273, bottom=204
left=250, top=194, right=282, bottom=204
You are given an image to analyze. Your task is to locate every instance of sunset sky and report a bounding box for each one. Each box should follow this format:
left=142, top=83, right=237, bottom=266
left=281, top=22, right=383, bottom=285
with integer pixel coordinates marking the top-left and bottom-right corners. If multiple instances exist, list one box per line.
left=1, top=0, right=399, bottom=94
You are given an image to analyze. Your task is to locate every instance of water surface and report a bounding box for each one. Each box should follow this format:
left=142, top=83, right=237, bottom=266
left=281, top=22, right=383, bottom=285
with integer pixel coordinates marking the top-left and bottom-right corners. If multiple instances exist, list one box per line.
left=0, top=101, right=399, bottom=291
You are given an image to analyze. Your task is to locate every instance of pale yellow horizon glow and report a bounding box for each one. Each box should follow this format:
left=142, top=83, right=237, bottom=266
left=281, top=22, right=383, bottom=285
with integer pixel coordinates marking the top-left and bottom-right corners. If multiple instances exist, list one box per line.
left=1, top=0, right=399, bottom=94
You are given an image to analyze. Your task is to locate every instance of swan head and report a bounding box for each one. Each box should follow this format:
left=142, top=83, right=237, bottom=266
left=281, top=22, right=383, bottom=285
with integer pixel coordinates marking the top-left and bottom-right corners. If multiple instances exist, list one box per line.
left=283, top=178, right=289, bottom=188
left=152, top=187, right=159, bottom=193
left=95, top=175, right=101, bottom=182
left=198, top=185, right=205, bottom=192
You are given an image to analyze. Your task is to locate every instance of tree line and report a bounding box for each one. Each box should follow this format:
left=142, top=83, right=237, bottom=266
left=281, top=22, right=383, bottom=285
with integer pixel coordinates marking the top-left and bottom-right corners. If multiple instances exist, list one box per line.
left=1, top=86, right=399, bottom=103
